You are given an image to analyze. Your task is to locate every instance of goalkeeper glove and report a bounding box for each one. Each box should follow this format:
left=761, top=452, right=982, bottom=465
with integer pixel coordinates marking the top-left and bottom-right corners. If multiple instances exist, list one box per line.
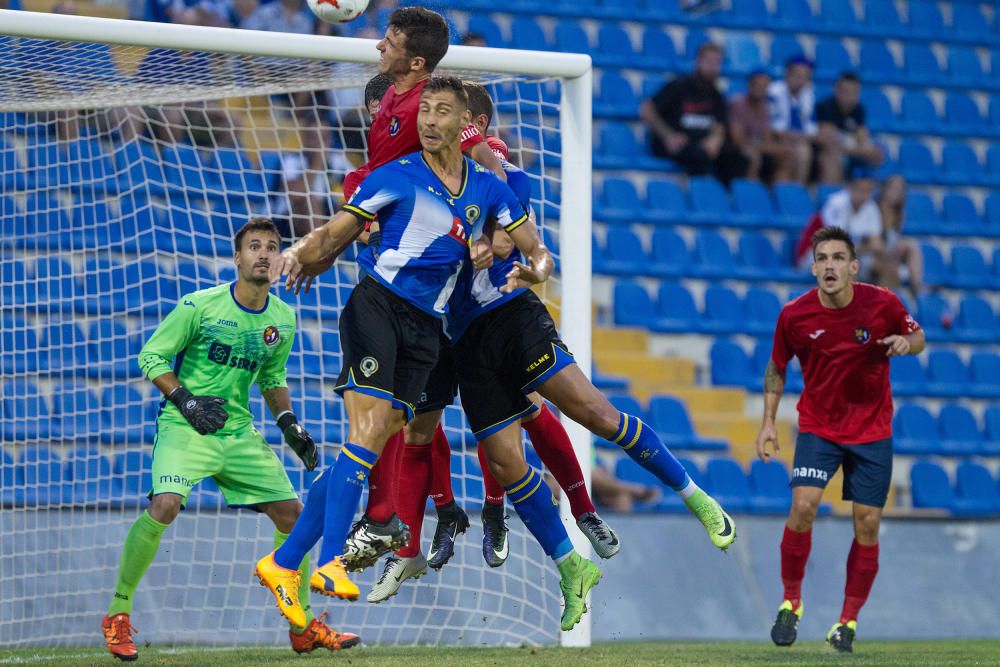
left=278, top=412, right=318, bottom=471
left=168, top=386, right=228, bottom=435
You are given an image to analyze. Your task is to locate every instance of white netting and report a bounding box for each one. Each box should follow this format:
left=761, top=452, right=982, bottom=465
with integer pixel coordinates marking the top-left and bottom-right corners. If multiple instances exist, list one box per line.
left=0, top=31, right=570, bottom=648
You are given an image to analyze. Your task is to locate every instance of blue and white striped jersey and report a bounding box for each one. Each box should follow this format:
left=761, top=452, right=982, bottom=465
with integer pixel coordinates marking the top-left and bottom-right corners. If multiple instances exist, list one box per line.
left=445, top=160, right=534, bottom=342
left=344, top=151, right=528, bottom=317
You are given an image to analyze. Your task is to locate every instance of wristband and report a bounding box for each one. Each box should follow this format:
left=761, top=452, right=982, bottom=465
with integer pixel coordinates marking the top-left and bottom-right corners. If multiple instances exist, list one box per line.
left=276, top=411, right=298, bottom=431
left=168, top=386, right=193, bottom=407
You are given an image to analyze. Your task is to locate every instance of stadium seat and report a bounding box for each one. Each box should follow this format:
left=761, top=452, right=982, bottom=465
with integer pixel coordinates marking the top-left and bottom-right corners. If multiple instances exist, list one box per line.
left=613, top=280, right=657, bottom=329
left=889, top=355, right=927, bottom=397
left=773, top=182, right=815, bottom=229
left=749, top=459, right=792, bottom=514
left=680, top=30, right=710, bottom=71
left=1, top=448, right=18, bottom=504
left=1, top=379, right=51, bottom=442
left=955, top=463, right=1000, bottom=516
left=900, top=191, right=938, bottom=235
left=769, top=36, right=804, bottom=75
left=894, top=404, right=937, bottom=455
left=938, top=404, right=983, bottom=456
left=939, top=144, right=982, bottom=187
left=955, top=296, right=998, bottom=344
left=23, top=194, right=70, bottom=243
left=739, top=233, right=798, bottom=283
left=704, top=458, right=751, bottom=513
left=950, top=3, right=991, bottom=43
left=598, top=177, right=642, bottom=223
left=745, top=287, right=783, bottom=336
left=612, top=457, right=662, bottom=512
left=944, top=94, right=986, bottom=138
left=915, top=292, right=951, bottom=341
left=864, top=0, right=904, bottom=38
left=773, top=0, right=813, bottom=30
left=926, top=349, right=970, bottom=398
left=984, top=152, right=1000, bottom=189
left=693, top=230, right=736, bottom=279
left=113, top=450, right=153, bottom=501
left=87, top=318, right=139, bottom=379
left=969, top=352, right=1000, bottom=399
left=509, top=17, right=551, bottom=52
left=702, top=286, right=747, bottom=336
left=465, top=15, right=504, bottom=48
left=654, top=282, right=701, bottom=334
left=643, top=179, right=687, bottom=225
left=860, top=89, right=895, bottom=133
left=947, top=47, right=986, bottom=90
left=910, top=461, right=958, bottom=513
left=897, top=140, right=938, bottom=184
left=983, top=407, right=1000, bottom=456
left=650, top=229, right=691, bottom=278
left=710, top=340, right=756, bottom=390
left=100, top=385, right=151, bottom=445
left=950, top=245, right=990, bottom=289
left=730, top=179, right=778, bottom=228
left=726, top=0, right=772, bottom=29
left=595, top=123, right=642, bottom=170
left=637, top=27, right=676, bottom=70
left=53, top=380, right=102, bottom=444
left=920, top=244, right=950, bottom=288
left=595, top=24, right=635, bottom=68
left=907, top=0, right=946, bottom=42
left=18, top=446, right=66, bottom=506
left=687, top=177, right=734, bottom=227
left=66, top=446, right=118, bottom=504
left=553, top=20, right=590, bottom=57
left=648, top=395, right=727, bottom=451
left=596, top=229, right=644, bottom=276
left=0, top=316, right=42, bottom=375
left=594, top=71, right=639, bottom=119
left=41, top=319, right=88, bottom=374
left=723, top=33, right=763, bottom=76
left=858, top=41, right=901, bottom=86
left=210, top=147, right=266, bottom=201
left=814, top=38, right=853, bottom=82
left=900, top=51, right=944, bottom=92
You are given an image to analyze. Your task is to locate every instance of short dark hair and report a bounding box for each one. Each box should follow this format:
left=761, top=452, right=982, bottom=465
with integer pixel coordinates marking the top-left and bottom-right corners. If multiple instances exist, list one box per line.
left=696, top=42, right=723, bottom=59
left=388, top=7, right=450, bottom=72
left=463, top=81, right=493, bottom=127
left=422, top=76, right=468, bottom=109
left=811, top=225, right=856, bottom=260
left=364, top=73, right=392, bottom=108
left=234, top=217, right=281, bottom=252
left=837, top=72, right=860, bottom=85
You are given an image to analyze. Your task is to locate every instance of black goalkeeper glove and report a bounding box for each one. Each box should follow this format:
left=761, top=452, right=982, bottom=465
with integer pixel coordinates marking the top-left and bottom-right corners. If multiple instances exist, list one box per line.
left=168, top=386, right=228, bottom=435
left=278, top=412, right=318, bottom=471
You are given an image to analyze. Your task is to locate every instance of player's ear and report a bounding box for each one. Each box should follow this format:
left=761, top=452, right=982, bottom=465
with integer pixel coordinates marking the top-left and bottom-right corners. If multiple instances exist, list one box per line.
left=410, top=55, right=426, bottom=73
left=849, top=257, right=860, bottom=277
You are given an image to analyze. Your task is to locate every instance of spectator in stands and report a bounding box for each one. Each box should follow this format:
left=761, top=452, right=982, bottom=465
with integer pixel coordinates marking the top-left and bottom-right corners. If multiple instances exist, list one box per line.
left=150, top=0, right=232, bottom=26
left=815, top=72, right=884, bottom=184
left=462, top=32, right=487, bottom=47
left=241, top=0, right=315, bottom=34
left=876, top=175, right=924, bottom=298
left=591, top=464, right=661, bottom=513
left=767, top=55, right=815, bottom=184
left=640, top=42, right=748, bottom=184
left=728, top=69, right=788, bottom=184
left=818, top=167, right=882, bottom=279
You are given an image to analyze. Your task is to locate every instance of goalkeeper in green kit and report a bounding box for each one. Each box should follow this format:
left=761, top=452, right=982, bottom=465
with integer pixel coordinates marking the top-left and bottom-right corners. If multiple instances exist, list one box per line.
left=101, top=218, right=359, bottom=662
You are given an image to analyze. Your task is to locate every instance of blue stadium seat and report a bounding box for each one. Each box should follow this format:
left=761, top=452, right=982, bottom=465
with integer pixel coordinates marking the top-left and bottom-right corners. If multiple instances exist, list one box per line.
left=749, top=459, right=792, bottom=514
left=66, top=445, right=118, bottom=504
left=1, top=448, right=18, bottom=504
left=908, top=0, right=946, bottom=41
left=985, top=151, right=1000, bottom=189
left=594, top=71, right=639, bottom=119
left=955, top=463, right=1000, bottom=516
left=916, top=292, right=951, bottom=341
left=648, top=395, right=727, bottom=451
left=739, top=233, right=799, bottom=283
left=607, top=393, right=648, bottom=424
left=926, top=350, right=970, bottom=398
left=726, top=0, right=771, bottom=29
left=731, top=179, right=777, bottom=228
left=466, top=15, right=504, bottom=48
left=940, top=143, right=982, bottom=187
left=910, top=461, right=957, bottom=512
left=114, top=450, right=153, bottom=501
left=41, top=319, right=87, bottom=374
left=969, top=352, right=1000, bottom=399
left=116, top=259, right=170, bottom=315
left=942, top=193, right=983, bottom=236
left=680, top=30, right=710, bottom=71
left=113, top=139, right=166, bottom=198
left=900, top=192, right=938, bottom=235
left=595, top=24, right=635, bottom=68
left=902, top=47, right=944, bottom=88
left=983, top=407, right=1000, bottom=456
left=595, top=123, right=642, bottom=170
left=950, top=245, right=990, bottom=289
left=956, top=296, right=998, bottom=344
left=894, top=404, right=937, bottom=454
left=693, top=231, right=736, bottom=280
left=100, top=385, right=152, bottom=445
left=947, top=47, right=986, bottom=90
left=723, top=33, right=763, bottom=76
left=0, top=136, right=26, bottom=190
left=702, top=286, right=748, bottom=336
left=86, top=318, right=139, bottom=380
left=773, top=0, right=813, bottom=30
left=175, top=260, right=216, bottom=295
left=598, top=177, right=642, bottom=223
left=598, top=229, right=646, bottom=276
left=944, top=94, right=986, bottom=139
left=18, top=446, right=66, bottom=506
left=864, top=0, right=903, bottom=37
left=819, top=0, right=858, bottom=31
left=1, top=379, right=51, bottom=442
left=53, top=380, right=102, bottom=444
left=613, top=280, right=656, bottom=329
left=773, top=182, right=815, bottom=229
left=22, top=194, right=70, bottom=242
left=994, top=247, right=1000, bottom=288
left=650, top=229, right=690, bottom=278
left=858, top=41, right=901, bottom=86
left=861, top=90, right=895, bottom=134
left=0, top=316, right=42, bottom=375
left=643, top=179, right=687, bottom=226
left=920, top=244, right=950, bottom=288
left=638, top=27, right=676, bottom=70
left=939, top=404, right=983, bottom=456
left=612, top=457, right=662, bottom=512
left=769, top=36, right=805, bottom=75
left=162, top=143, right=220, bottom=195
left=687, top=177, right=734, bottom=227
left=951, top=3, right=991, bottom=43
left=745, top=287, right=783, bottom=337
left=210, top=147, right=266, bottom=202
left=897, top=141, right=938, bottom=184
left=750, top=338, right=801, bottom=393
left=79, top=256, right=124, bottom=315
left=554, top=20, right=590, bottom=57
left=654, top=282, right=701, bottom=333
left=704, top=458, right=751, bottom=513
left=814, top=38, right=854, bottom=82
left=710, top=340, right=756, bottom=390
left=889, top=355, right=927, bottom=397
left=510, top=17, right=550, bottom=52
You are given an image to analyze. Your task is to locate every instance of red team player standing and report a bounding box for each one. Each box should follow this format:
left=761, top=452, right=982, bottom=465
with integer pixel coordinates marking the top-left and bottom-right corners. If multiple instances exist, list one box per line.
left=755, top=226, right=925, bottom=654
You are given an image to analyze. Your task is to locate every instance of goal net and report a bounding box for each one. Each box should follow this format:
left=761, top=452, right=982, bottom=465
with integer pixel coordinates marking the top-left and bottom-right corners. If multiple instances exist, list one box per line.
left=0, top=10, right=592, bottom=649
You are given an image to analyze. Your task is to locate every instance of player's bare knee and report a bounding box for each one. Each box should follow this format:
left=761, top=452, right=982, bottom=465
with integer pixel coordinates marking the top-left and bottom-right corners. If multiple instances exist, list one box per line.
left=789, top=496, right=819, bottom=527
left=854, top=508, right=881, bottom=543
left=148, top=493, right=182, bottom=524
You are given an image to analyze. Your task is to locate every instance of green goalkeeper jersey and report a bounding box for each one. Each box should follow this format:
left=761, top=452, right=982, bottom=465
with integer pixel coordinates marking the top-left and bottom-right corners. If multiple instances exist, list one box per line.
left=138, top=282, right=297, bottom=435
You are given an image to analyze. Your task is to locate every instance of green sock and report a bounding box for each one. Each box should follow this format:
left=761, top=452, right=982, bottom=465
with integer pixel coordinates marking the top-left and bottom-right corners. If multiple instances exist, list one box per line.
left=274, top=529, right=313, bottom=634
left=107, top=511, right=168, bottom=617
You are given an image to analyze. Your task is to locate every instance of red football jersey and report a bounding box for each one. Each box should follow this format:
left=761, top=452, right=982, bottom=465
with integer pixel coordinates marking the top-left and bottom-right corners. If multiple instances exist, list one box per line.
left=343, top=79, right=485, bottom=200
left=771, top=283, right=921, bottom=444
left=486, top=134, right=509, bottom=161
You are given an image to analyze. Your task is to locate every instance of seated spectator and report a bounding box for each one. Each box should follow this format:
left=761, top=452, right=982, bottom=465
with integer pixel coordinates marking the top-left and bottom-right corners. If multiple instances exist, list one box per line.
left=819, top=167, right=882, bottom=278
left=591, top=464, right=661, bottom=513
left=728, top=69, right=788, bottom=184
left=149, top=0, right=232, bottom=26
left=815, top=72, right=884, bottom=184
left=876, top=175, right=924, bottom=298
left=241, top=0, right=314, bottom=34
left=767, top=56, right=816, bottom=183
left=640, top=42, right=748, bottom=184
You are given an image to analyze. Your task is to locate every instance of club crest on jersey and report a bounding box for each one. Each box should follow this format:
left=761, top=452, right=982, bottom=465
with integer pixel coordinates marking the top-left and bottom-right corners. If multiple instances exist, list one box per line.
left=263, top=326, right=280, bottom=346
left=854, top=327, right=871, bottom=344
left=388, top=116, right=400, bottom=136
left=360, top=356, right=378, bottom=377
left=464, top=205, right=481, bottom=225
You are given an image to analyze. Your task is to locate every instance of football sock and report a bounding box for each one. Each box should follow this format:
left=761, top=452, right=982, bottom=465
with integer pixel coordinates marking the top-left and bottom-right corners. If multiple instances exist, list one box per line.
left=525, top=405, right=595, bottom=518
left=505, top=468, right=573, bottom=562
left=428, top=424, right=455, bottom=509
left=611, top=412, right=691, bottom=490
left=273, top=466, right=329, bottom=570
left=840, top=539, right=879, bottom=624
left=319, top=443, right=379, bottom=565
left=366, top=430, right=402, bottom=523
left=273, top=529, right=313, bottom=633
left=780, top=525, right=812, bottom=608
left=478, top=444, right=506, bottom=506
left=107, top=510, right=168, bottom=617
left=395, top=443, right=433, bottom=558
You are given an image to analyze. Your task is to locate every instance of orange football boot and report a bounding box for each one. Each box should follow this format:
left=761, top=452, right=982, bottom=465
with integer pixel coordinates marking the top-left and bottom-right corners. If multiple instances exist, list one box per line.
left=289, top=611, right=361, bottom=653
left=310, top=556, right=360, bottom=600
left=101, top=613, right=138, bottom=662
left=255, top=551, right=307, bottom=628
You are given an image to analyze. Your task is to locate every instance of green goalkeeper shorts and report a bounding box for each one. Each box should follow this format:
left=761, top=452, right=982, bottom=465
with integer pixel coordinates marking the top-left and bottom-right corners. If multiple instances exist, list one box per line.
left=149, top=423, right=298, bottom=508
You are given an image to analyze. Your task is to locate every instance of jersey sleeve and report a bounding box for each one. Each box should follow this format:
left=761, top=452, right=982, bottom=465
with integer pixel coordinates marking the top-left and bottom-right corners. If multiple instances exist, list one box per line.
left=505, top=168, right=532, bottom=209
left=137, top=296, right=200, bottom=381
left=887, top=292, right=921, bottom=335
left=342, top=163, right=405, bottom=222
left=256, top=317, right=295, bottom=393
left=460, top=124, right=485, bottom=153
left=487, top=177, right=529, bottom=234
left=770, top=308, right=793, bottom=375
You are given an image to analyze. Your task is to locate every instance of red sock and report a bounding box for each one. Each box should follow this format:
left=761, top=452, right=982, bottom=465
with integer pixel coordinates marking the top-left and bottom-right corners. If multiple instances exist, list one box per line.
left=841, top=540, right=879, bottom=624
left=366, top=430, right=403, bottom=523
left=780, top=525, right=812, bottom=608
left=477, top=444, right=505, bottom=506
left=524, top=405, right=596, bottom=518
left=428, top=424, right=455, bottom=508
left=395, top=443, right=433, bottom=558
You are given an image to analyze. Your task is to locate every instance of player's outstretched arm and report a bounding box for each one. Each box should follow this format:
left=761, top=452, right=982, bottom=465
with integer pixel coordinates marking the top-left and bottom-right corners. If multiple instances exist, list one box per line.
left=468, top=141, right=507, bottom=182
left=263, top=386, right=318, bottom=471
left=755, top=360, right=785, bottom=463
left=502, top=215, right=553, bottom=293
left=878, top=329, right=925, bottom=357
left=269, top=210, right=366, bottom=292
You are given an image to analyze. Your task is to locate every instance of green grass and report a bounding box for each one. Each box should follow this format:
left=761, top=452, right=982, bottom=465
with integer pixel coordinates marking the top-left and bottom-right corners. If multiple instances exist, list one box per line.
left=3, top=641, right=1000, bottom=666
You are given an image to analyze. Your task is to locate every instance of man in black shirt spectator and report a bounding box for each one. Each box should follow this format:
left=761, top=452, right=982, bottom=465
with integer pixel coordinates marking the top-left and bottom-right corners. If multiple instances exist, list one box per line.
left=815, top=72, right=883, bottom=184
left=640, top=42, right=748, bottom=184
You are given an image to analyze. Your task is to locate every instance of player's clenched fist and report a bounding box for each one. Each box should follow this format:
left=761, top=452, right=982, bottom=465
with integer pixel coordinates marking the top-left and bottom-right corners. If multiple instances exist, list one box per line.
left=755, top=419, right=779, bottom=463
left=168, top=386, right=228, bottom=435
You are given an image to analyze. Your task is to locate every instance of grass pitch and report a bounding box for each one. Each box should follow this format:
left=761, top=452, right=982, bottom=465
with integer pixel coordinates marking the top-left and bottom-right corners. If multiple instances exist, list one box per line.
left=3, top=641, right=999, bottom=666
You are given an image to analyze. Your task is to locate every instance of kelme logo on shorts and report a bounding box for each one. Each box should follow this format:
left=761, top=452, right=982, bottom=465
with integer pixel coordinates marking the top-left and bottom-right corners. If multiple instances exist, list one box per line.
left=360, top=356, right=378, bottom=378
left=263, top=325, right=280, bottom=346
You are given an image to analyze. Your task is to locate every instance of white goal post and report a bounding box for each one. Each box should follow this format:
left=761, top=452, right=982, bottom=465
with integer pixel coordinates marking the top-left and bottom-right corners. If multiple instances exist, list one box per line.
left=0, top=8, right=593, bottom=648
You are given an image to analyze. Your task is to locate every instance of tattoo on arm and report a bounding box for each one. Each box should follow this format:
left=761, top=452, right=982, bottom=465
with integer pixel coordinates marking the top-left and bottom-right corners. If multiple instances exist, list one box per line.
left=764, top=360, right=785, bottom=393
